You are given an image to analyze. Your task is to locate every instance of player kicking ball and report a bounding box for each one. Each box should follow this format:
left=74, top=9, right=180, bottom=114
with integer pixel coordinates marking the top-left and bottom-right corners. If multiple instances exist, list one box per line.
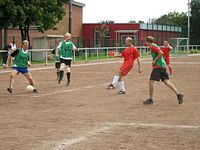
left=144, top=36, right=183, bottom=105
left=161, top=40, right=173, bottom=75
left=56, top=32, right=78, bottom=86
left=107, top=37, right=142, bottom=94
left=6, top=40, right=38, bottom=94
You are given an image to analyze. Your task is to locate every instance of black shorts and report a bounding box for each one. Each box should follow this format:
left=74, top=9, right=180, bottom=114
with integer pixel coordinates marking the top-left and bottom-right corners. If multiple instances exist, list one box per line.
left=60, top=58, right=72, bottom=67
left=55, top=62, right=61, bottom=68
left=150, top=68, right=169, bottom=82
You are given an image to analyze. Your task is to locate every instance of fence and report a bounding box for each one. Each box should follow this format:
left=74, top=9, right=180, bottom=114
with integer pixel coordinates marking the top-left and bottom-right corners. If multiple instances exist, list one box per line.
left=0, top=45, right=200, bottom=67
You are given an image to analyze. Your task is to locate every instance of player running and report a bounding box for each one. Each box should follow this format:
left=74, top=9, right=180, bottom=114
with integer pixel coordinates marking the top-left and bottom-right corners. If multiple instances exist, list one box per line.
left=144, top=36, right=183, bottom=105
left=107, top=37, right=142, bottom=94
left=6, top=40, right=38, bottom=93
left=52, top=40, right=61, bottom=80
left=161, top=40, right=173, bottom=75
left=56, top=32, right=78, bottom=86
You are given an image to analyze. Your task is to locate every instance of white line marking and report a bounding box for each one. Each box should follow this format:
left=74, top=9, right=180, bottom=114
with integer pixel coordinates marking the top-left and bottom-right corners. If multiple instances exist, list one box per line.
left=53, top=124, right=115, bottom=150
left=53, top=122, right=200, bottom=149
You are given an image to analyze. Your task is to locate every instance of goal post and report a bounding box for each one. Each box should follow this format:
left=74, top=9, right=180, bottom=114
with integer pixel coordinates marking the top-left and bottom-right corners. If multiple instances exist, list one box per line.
left=169, top=38, right=189, bottom=56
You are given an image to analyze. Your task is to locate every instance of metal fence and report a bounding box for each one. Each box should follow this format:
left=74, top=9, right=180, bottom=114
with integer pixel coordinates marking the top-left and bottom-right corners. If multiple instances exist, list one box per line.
left=0, top=45, right=200, bottom=66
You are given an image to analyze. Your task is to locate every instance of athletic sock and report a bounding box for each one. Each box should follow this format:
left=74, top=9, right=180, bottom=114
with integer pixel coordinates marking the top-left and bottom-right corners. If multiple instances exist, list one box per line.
left=119, top=80, right=125, bottom=92
left=59, top=70, right=64, bottom=80
left=111, top=75, right=119, bottom=87
left=67, top=72, right=71, bottom=82
left=57, top=71, right=60, bottom=79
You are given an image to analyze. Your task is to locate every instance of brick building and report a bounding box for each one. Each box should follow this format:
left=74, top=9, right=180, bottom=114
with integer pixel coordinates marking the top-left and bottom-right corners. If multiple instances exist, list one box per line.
left=0, top=0, right=85, bottom=49
left=82, top=23, right=182, bottom=47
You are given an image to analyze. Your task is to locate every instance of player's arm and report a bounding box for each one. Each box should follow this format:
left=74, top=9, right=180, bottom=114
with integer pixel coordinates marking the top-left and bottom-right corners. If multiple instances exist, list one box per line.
left=56, top=42, right=62, bottom=56
left=168, top=44, right=173, bottom=51
left=72, top=43, right=78, bottom=51
left=27, top=55, right=32, bottom=67
left=137, top=57, right=142, bottom=73
left=152, top=46, right=163, bottom=65
left=5, top=55, right=11, bottom=68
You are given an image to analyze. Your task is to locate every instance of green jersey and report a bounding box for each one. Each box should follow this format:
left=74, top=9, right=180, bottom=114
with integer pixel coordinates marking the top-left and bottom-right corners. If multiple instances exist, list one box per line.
left=150, top=43, right=167, bottom=68
left=11, top=48, right=30, bottom=68
left=59, top=41, right=75, bottom=60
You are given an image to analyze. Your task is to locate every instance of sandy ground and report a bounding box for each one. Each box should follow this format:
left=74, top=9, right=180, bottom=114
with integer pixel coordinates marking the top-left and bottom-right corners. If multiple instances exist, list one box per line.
left=0, top=55, right=200, bottom=150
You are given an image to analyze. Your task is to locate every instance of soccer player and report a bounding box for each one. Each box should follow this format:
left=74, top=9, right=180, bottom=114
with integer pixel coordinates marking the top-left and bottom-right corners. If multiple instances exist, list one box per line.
left=52, top=40, right=61, bottom=80
left=161, top=40, right=173, bottom=75
left=143, top=36, right=184, bottom=105
left=56, top=32, right=78, bottom=86
left=6, top=40, right=38, bottom=93
left=107, top=37, right=142, bottom=94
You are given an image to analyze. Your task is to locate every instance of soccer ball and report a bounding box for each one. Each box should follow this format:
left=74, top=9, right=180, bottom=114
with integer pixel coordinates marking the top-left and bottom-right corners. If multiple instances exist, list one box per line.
left=26, top=85, right=34, bottom=92
left=108, top=50, right=116, bottom=57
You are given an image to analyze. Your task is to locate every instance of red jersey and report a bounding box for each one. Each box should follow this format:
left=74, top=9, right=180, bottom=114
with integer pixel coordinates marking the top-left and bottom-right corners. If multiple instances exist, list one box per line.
left=120, top=46, right=140, bottom=62
left=161, top=46, right=172, bottom=58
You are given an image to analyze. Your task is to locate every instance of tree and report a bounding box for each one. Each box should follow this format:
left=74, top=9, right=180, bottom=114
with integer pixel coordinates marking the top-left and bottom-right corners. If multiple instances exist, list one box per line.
left=0, top=0, right=67, bottom=44
left=95, top=24, right=110, bottom=47
left=190, top=0, right=200, bottom=44
left=155, top=11, right=188, bottom=37
left=129, top=20, right=136, bottom=23
left=138, top=20, right=144, bottom=23
left=98, top=20, right=115, bottom=24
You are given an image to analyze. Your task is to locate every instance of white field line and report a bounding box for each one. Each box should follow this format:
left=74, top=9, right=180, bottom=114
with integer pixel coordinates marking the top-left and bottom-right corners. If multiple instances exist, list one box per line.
left=32, top=83, right=108, bottom=98
left=53, top=122, right=200, bottom=150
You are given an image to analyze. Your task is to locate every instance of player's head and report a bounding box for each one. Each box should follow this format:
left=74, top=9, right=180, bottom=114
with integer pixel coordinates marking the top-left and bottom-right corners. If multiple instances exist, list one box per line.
left=125, top=37, right=133, bottom=47
left=145, top=36, right=154, bottom=46
left=22, top=40, right=29, bottom=50
left=64, top=32, right=71, bottom=41
left=164, top=40, right=169, bottom=46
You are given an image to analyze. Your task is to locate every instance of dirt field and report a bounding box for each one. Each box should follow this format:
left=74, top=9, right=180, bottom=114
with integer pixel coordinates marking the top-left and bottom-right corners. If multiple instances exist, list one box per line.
left=0, top=55, right=200, bottom=150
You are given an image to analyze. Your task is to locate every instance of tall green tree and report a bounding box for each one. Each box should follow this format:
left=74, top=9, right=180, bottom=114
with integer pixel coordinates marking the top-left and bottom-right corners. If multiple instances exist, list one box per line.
left=190, top=0, right=200, bottom=44
left=155, top=11, right=188, bottom=37
left=0, top=0, right=67, bottom=44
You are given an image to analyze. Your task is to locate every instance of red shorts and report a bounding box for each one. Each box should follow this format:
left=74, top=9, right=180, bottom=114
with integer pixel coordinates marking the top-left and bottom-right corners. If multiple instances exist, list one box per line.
left=119, top=60, right=134, bottom=76
left=164, top=57, right=170, bottom=65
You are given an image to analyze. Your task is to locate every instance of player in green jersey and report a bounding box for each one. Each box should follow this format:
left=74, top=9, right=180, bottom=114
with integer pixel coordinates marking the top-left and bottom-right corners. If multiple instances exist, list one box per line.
left=56, top=33, right=78, bottom=86
left=52, top=40, right=61, bottom=80
left=144, top=36, right=183, bottom=105
left=6, top=40, right=38, bottom=94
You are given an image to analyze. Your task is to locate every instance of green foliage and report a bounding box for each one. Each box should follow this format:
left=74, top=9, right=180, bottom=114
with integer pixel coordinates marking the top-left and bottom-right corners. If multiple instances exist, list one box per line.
left=129, top=20, right=136, bottom=23
left=0, top=0, right=66, bottom=42
left=155, top=11, right=188, bottom=37
left=190, top=49, right=200, bottom=54
left=191, top=0, right=200, bottom=44
left=98, top=20, right=115, bottom=24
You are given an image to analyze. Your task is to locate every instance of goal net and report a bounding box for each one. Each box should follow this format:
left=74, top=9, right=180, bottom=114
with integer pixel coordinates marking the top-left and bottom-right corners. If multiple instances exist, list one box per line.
left=169, top=38, right=189, bottom=56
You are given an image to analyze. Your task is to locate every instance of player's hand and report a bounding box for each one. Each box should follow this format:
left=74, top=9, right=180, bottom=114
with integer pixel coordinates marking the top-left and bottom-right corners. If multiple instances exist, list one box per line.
left=28, top=63, right=32, bottom=67
left=138, top=68, right=143, bottom=73
left=152, top=60, right=156, bottom=66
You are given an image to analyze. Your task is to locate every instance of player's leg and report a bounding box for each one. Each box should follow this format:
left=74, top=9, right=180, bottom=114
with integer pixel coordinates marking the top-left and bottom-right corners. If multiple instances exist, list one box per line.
left=7, top=69, right=19, bottom=93
left=144, top=69, right=160, bottom=105
left=58, top=62, right=65, bottom=84
left=23, top=72, right=39, bottom=93
left=108, top=74, right=120, bottom=89
left=66, top=66, right=71, bottom=86
left=163, top=79, right=184, bottom=104
left=117, top=74, right=126, bottom=94
left=55, top=62, right=61, bottom=80
left=168, top=65, right=173, bottom=75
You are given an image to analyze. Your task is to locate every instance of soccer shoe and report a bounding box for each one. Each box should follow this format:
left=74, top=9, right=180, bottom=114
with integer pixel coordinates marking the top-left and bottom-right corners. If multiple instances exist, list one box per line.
left=66, top=80, right=70, bottom=87
left=143, top=99, right=154, bottom=105
left=177, top=94, right=184, bottom=104
left=117, top=90, right=126, bottom=95
left=107, top=84, right=115, bottom=90
left=58, top=79, right=62, bottom=84
left=7, top=88, right=13, bottom=94
left=33, top=89, right=39, bottom=94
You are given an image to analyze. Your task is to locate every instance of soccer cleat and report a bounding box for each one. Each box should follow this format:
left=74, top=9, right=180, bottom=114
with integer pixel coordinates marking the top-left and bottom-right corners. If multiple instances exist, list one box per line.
left=177, top=94, right=184, bottom=104
left=33, top=89, right=39, bottom=94
left=143, top=99, right=154, bottom=105
left=58, top=79, right=62, bottom=84
left=107, top=84, right=115, bottom=90
left=117, top=90, right=126, bottom=95
left=7, top=88, right=13, bottom=94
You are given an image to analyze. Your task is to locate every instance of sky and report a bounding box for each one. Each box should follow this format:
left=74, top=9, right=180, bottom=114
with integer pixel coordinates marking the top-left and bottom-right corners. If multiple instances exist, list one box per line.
left=80, top=0, right=189, bottom=23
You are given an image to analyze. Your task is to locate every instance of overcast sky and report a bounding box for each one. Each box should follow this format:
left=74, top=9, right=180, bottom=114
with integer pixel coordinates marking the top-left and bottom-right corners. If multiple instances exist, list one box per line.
left=80, top=0, right=188, bottom=23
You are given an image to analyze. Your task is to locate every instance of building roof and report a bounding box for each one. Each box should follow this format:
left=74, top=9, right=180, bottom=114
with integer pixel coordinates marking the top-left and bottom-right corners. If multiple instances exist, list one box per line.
left=115, top=30, right=139, bottom=33
left=71, top=0, right=85, bottom=7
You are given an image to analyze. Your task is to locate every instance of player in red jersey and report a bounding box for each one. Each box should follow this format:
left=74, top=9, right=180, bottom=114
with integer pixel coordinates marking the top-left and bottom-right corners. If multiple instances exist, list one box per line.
left=161, top=40, right=173, bottom=74
left=107, top=37, right=142, bottom=94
